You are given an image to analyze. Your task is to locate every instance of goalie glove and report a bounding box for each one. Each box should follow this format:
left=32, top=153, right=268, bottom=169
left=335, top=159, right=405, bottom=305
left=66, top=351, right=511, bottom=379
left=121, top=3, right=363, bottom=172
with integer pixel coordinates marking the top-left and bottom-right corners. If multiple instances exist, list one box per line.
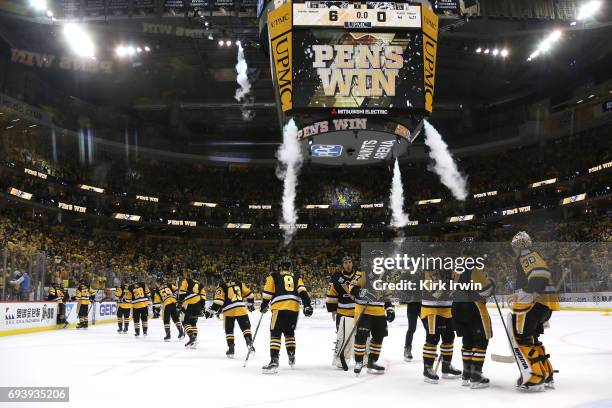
left=508, top=289, right=535, bottom=314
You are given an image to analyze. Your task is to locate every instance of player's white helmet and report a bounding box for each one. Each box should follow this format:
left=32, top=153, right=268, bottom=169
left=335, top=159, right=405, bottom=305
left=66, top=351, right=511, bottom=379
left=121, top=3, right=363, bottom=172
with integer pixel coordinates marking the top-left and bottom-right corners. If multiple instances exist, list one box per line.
left=511, top=231, right=532, bottom=252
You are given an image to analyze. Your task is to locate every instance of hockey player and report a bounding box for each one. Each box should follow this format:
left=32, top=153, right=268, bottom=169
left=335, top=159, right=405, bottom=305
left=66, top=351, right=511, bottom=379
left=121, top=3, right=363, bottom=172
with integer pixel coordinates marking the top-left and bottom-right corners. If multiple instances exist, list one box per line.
left=47, top=279, right=67, bottom=327
left=452, top=265, right=495, bottom=388
left=207, top=268, right=255, bottom=358
left=75, top=279, right=94, bottom=329
left=151, top=281, right=162, bottom=319
left=179, top=271, right=203, bottom=348
left=421, top=268, right=462, bottom=383
left=152, top=275, right=185, bottom=341
left=326, top=256, right=356, bottom=368
left=260, top=259, right=313, bottom=374
left=403, top=299, right=421, bottom=361
left=508, top=231, right=559, bottom=391
left=114, top=279, right=132, bottom=333
left=348, top=269, right=395, bottom=375
left=129, top=277, right=151, bottom=337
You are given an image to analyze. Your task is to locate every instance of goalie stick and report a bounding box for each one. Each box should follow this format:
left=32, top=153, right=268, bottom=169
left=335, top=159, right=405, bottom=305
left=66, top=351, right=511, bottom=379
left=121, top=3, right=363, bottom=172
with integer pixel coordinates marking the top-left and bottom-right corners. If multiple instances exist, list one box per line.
left=491, top=294, right=525, bottom=382
left=337, top=302, right=368, bottom=371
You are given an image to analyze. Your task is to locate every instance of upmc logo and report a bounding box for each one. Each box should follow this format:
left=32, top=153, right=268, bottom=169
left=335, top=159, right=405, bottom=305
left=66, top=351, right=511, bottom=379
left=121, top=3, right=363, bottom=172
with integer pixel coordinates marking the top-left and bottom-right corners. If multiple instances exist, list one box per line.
left=99, top=304, right=117, bottom=317
left=311, top=144, right=342, bottom=158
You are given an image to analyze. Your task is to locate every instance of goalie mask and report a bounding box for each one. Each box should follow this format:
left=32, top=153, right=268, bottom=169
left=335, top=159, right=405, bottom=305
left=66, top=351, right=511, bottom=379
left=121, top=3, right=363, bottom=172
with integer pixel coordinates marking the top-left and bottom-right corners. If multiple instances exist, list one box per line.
left=511, top=231, right=532, bottom=254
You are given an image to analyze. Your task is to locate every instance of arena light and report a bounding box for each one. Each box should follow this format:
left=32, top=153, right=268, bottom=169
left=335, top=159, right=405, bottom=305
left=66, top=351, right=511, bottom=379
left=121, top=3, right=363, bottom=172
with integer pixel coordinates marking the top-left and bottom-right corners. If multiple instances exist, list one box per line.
left=218, top=40, right=224, bottom=46
left=225, top=40, right=232, bottom=47
left=492, top=48, right=499, bottom=56
left=483, top=48, right=490, bottom=54
left=115, top=46, right=126, bottom=57
left=63, top=23, right=95, bottom=58
left=528, top=30, right=562, bottom=61
left=500, top=49, right=509, bottom=58
left=29, top=0, right=47, bottom=11
left=144, top=46, right=151, bottom=52
left=475, top=47, right=482, bottom=53
left=577, top=0, right=601, bottom=20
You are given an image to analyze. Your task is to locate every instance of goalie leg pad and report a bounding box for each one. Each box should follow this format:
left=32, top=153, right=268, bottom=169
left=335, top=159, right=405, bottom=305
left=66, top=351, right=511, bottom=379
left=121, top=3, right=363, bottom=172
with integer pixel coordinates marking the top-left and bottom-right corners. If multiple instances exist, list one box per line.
left=507, top=314, right=547, bottom=387
left=334, top=316, right=355, bottom=365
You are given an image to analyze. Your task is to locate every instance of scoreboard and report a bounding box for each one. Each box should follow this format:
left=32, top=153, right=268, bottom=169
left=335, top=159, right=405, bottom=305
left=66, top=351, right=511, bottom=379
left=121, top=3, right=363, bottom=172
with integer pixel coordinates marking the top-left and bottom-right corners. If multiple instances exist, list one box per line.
left=293, top=1, right=422, bottom=29
left=264, top=0, right=439, bottom=164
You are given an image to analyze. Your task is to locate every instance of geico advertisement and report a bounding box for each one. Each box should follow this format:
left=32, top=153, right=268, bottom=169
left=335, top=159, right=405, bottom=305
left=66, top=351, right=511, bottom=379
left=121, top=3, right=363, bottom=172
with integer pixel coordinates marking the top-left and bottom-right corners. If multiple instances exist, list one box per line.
left=65, top=301, right=118, bottom=324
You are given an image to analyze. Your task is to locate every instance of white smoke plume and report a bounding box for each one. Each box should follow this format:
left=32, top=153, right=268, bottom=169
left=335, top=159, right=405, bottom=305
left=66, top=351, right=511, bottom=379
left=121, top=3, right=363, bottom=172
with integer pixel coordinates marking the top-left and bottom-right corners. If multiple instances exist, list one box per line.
left=423, top=120, right=469, bottom=201
left=234, top=42, right=254, bottom=121
left=390, top=158, right=410, bottom=229
left=276, top=119, right=303, bottom=245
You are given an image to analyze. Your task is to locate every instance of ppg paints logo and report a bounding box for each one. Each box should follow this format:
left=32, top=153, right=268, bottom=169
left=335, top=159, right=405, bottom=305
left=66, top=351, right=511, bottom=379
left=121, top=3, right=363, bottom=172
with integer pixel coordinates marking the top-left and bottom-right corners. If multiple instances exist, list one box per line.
left=99, top=304, right=117, bottom=317
left=311, top=144, right=342, bottom=158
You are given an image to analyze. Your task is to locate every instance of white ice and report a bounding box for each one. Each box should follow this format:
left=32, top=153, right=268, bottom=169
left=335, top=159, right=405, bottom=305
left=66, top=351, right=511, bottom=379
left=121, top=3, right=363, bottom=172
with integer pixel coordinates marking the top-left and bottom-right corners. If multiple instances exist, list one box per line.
left=1, top=308, right=611, bottom=408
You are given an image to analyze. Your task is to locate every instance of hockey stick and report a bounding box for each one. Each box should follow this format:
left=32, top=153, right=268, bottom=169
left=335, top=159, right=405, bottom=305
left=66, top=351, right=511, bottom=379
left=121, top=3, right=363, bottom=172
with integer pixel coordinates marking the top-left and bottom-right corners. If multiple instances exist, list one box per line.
left=243, top=312, right=264, bottom=368
left=433, top=354, right=443, bottom=373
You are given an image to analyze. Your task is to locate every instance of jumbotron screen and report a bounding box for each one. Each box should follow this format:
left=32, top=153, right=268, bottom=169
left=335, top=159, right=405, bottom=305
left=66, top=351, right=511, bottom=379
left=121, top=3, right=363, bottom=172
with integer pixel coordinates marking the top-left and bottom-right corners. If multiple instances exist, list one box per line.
left=292, top=29, right=425, bottom=111
left=269, top=0, right=438, bottom=114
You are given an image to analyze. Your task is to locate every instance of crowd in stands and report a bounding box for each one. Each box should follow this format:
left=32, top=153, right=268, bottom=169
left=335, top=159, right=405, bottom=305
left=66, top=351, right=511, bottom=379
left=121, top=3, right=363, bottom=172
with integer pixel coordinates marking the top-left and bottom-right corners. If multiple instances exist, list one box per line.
left=0, top=122, right=610, bottom=301
left=1, top=124, right=610, bottom=209
left=1, top=202, right=610, bottom=302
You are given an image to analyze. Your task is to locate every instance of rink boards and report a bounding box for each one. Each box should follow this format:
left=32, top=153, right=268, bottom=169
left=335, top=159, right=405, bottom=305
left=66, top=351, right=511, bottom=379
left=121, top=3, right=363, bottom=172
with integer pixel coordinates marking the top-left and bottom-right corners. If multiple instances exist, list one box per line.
left=1, top=292, right=610, bottom=336
left=0, top=301, right=119, bottom=336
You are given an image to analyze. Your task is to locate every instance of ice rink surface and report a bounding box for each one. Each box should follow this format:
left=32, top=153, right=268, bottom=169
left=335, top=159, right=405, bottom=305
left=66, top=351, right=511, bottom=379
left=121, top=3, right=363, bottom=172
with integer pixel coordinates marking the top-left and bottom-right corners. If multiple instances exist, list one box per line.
left=1, top=308, right=611, bottom=408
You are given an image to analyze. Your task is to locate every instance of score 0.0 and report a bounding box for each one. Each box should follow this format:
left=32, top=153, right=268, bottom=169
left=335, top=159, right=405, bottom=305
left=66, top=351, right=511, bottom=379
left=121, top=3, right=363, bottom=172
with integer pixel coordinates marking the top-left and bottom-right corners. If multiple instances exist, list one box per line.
left=328, top=9, right=388, bottom=22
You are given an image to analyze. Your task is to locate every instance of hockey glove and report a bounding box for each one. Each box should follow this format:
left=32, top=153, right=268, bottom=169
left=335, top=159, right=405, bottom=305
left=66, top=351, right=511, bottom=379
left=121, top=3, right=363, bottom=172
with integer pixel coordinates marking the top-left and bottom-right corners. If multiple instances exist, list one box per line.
left=350, top=287, right=376, bottom=302
left=247, top=302, right=255, bottom=312
left=385, top=307, right=395, bottom=322
left=260, top=300, right=269, bottom=314
left=203, top=307, right=215, bottom=319
left=303, top=304, right=313, bottom=317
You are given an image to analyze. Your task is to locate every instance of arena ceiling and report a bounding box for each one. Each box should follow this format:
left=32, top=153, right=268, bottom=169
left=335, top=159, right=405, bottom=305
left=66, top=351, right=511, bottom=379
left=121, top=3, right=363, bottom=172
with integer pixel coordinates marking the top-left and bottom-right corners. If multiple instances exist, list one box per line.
left=0, top=1, right=611, bottom=161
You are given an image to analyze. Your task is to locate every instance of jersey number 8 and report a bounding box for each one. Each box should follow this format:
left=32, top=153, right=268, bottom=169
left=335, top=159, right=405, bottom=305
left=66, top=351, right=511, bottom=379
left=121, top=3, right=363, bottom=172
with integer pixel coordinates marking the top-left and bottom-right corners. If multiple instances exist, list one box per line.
left=283, top=275, right=294, bottom=292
